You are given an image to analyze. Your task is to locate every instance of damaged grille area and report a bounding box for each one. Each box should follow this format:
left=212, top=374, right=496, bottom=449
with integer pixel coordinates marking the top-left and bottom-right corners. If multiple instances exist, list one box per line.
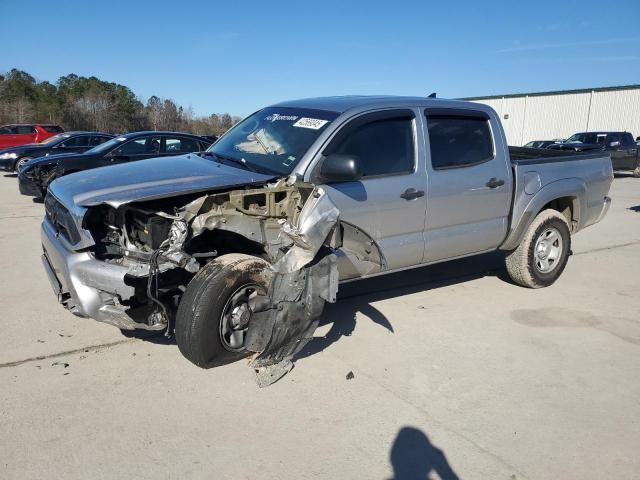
left=74, top=178, right=382, bottom=386
left=44, top=194, right=81, bottom=244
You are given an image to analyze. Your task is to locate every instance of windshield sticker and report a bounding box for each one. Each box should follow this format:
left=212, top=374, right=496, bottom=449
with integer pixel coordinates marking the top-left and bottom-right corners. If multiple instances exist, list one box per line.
left=265, top=113, right=298, bottom=122
left=293, top=118, right=329, bottom=130
left=283, top=156, right=296, bottom=167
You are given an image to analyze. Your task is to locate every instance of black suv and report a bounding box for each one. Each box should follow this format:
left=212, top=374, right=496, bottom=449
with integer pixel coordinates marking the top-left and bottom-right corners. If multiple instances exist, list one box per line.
left=548, top=131, right=639, bottom=177
left=18, top=131, right=213, bottom=198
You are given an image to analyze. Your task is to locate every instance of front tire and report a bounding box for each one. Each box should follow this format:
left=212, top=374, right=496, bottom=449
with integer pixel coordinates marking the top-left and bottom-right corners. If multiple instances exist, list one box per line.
left=633, top=166, right=640, bottom=178
left=505, top=209, right=571, bottom=288
left=175, top=254, right=273, bottom=368
left=15, top=156, right=32, bottom=172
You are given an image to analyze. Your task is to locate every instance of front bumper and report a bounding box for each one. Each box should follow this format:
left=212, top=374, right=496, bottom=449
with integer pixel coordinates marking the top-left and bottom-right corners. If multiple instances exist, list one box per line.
left=0, top=157, right=17, bottom=172
left=18, top=172, right=43, bottom=198
left=40, top=218, right=155, bottom=330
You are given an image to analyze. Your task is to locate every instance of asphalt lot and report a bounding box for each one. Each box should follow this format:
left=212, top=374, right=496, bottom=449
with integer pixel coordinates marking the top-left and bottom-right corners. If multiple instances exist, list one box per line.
left=0, top=172, right=638, bottom=479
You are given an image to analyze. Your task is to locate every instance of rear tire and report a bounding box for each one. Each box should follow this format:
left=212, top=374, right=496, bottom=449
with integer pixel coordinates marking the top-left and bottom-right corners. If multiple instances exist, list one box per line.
left=505, top=209, right=571, bottom=288
left=175, top=254, right=273, bottom=368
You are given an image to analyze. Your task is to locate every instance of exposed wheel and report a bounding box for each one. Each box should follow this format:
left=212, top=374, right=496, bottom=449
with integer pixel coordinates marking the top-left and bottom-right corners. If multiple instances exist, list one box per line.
left=505, top=209, right=571, bottom=288
left=633, top=166, right=640, bottom=178
left=15, top=157, right=32, bottom=172
left=175, top=254, right=273, bottom=368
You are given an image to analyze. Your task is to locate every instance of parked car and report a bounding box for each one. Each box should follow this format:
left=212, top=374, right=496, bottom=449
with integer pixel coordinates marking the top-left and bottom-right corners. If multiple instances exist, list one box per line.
left=548, top=131, right=640, bottom=177
left=0, top=124, right=64, bottom=149
left=18, top=131, right=213, bottom=198
left=40, top=96, right=612, bottom=385
left=523, top=140, right=560, bottom=149
left=0, top=131, right=114, bottom=172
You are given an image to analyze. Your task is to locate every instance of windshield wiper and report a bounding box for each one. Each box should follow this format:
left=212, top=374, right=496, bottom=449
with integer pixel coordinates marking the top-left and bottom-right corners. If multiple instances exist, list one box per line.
left=203, top=151, right=259, bottom=173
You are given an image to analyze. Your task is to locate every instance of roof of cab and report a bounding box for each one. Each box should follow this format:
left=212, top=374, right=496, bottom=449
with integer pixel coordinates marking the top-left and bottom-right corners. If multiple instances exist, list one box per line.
left=271, top=95, right=475, bottom=113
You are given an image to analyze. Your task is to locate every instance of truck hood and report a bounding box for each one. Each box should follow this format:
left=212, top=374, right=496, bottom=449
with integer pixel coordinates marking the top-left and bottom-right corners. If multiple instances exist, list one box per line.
left=49, top=154, right=276, bottom=211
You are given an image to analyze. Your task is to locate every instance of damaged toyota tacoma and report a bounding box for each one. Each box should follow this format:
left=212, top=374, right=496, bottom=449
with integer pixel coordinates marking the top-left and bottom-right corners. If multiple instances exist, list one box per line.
left=40, top=96, right=613, bottom=386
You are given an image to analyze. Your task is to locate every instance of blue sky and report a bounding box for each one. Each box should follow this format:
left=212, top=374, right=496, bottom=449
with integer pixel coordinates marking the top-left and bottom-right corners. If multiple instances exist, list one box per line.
left=2, top=0, right=639, bottom=116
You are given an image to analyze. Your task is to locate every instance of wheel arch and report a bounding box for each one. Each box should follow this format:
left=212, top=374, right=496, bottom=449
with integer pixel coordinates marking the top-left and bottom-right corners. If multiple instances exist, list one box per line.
left=501, top=178, right=586, bottom=251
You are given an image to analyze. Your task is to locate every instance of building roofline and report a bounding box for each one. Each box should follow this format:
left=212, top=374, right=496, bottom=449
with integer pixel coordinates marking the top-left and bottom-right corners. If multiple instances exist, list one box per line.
left=460, top=84, right=640, bottom=101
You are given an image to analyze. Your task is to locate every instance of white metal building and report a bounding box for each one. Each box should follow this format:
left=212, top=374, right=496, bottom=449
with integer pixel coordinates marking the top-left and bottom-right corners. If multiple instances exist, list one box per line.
left=463, top=85, right=640, bottom=146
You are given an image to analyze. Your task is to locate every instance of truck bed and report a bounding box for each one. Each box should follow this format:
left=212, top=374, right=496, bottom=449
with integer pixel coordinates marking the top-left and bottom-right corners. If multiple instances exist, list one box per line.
left=508, top=146, right=607, bottom=164
left=501, top=146, right=613, bottom=251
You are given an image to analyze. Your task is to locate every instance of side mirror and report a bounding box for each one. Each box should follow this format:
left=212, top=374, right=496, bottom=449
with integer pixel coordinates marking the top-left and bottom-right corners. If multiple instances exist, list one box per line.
left=319, top=154, right=363, bottom=182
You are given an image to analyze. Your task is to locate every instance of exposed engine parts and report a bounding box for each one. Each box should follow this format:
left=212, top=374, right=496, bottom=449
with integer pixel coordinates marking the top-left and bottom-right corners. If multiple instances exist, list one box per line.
left=80, top=177, right=380, bottom=386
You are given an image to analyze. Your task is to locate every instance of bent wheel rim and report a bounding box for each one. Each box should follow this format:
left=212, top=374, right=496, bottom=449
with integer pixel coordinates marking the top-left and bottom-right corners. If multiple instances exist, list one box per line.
left=219, top=283, right=262, bottom=352
left=533, top=227, right=563, bottom=274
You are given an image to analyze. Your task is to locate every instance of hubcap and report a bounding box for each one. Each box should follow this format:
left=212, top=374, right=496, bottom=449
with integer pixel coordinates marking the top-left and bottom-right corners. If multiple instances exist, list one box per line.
left=16, top=158, right=30, bottom=171
left=534, top=227, right=563, bottom=273
left=219, top=284, right=262, bottom=351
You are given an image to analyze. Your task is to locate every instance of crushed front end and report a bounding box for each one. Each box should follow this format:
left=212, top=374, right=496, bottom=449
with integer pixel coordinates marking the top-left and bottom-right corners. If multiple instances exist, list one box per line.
left=40, top=177, right=346, bottom=385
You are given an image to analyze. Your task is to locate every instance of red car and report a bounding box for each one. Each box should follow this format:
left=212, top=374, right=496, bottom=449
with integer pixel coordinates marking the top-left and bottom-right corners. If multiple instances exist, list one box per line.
left=0, top=124, right=64, bottom=149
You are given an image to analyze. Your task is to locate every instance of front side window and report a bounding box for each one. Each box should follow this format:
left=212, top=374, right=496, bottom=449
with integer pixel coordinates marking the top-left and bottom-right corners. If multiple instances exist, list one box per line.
left=165, top=137, right=200, bottom=153
left=426, top=113, right=494, bottom=169
left=115, top=137, right=161, bottom=156
left=0, top=126, right=11, bottom=134
left=210, top=107, right=339, bottom=175
left=328, top=115, right=415, bottom=177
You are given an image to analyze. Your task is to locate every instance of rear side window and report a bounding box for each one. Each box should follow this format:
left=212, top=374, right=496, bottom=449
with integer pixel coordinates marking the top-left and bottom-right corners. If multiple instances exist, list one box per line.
left=426, top=112, right=494, bottom=169
left=329, top=116, right=415, bottom=177
left=0, top=126, right=10, bottom=134
left=164, top=137, right=200, bottom=153
left=16, top=125, right=36, bottom=134
left=90, top=135, right=111, bottom=146
left=42, top=125, right=64, bottom=133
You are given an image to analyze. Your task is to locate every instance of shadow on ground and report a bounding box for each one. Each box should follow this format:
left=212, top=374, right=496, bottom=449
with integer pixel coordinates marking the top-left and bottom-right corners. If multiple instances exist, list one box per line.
left=629, top=205, right=640, bottom=213
left=125, top=251, right=508, bottom=360
left=389, top=426, right=460, bottom=480
left=296, top=251, right=507, bottom=361
left=3, top=173, right=17, bottom=178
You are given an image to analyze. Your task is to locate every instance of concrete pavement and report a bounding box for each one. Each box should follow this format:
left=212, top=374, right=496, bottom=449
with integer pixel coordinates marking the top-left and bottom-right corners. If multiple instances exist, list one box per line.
left=0, top=172, right=638, bottom=479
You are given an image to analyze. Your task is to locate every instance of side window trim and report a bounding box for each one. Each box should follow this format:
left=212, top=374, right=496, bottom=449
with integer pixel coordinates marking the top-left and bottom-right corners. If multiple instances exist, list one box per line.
left=424, top=108, right=496, bottom=171
left=321, top=109, right=418, bottom=179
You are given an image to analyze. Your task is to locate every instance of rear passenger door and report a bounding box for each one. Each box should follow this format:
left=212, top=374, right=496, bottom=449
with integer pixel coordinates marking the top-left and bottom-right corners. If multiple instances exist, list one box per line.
left=423, top=108, right=512, bottom=263
left=316, top=109, right=428, bottom=274
left=14, top=125, right=37, bottom=144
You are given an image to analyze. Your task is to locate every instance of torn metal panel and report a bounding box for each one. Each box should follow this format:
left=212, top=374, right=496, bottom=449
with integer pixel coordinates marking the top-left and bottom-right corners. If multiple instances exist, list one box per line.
left=271, top=186, right=340, bottom=273
left=246, top=254, right=339, bottom=387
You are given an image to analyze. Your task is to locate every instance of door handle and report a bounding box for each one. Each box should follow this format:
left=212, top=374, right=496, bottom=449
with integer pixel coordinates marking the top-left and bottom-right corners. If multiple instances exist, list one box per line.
left=400, top=188, right=425, bottom=200
left=485, top=178, right=505, bottom=189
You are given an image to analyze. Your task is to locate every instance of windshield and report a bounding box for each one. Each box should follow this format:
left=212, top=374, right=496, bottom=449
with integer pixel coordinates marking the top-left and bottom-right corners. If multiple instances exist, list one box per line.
left=566, top=133, right=606, bottom=144
left=85, top=136, right=128, bottom=154
left=208, top=107, right=339, bottom=175
left=39, top=133, right=71, bottom=145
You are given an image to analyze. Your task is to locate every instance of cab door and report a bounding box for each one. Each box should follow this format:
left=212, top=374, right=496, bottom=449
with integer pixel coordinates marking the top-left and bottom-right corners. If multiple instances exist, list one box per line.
left=311, top=109, right=428, bottom=276
left=422, top=108, right=512, bottom=263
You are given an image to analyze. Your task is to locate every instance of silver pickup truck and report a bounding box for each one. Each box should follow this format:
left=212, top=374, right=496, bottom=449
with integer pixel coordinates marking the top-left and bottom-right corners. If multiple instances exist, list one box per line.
left=40, top=96, right=612, bottom=385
